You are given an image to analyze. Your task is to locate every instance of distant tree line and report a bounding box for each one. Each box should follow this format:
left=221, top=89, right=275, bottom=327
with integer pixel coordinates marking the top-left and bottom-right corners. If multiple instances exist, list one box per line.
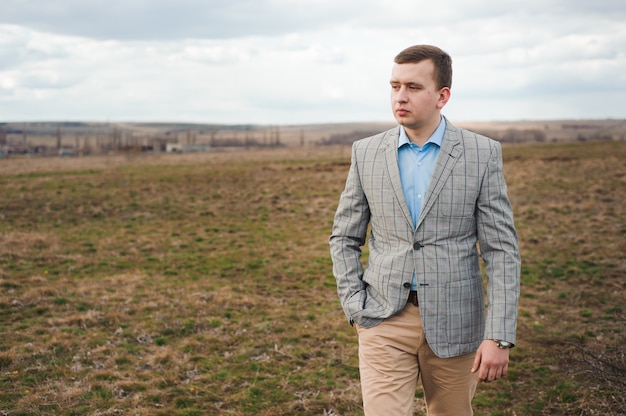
left=474, top=129, right=547, bottom=143
left=319, top=130, right=383, bottom=146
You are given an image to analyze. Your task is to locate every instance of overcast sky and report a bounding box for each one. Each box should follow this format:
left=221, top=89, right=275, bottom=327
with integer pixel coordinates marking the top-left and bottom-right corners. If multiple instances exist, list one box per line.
left=1, top=0, right=625, bottom=125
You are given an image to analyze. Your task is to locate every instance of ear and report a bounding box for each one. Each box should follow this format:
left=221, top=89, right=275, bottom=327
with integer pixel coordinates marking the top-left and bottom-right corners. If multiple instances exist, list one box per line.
left=436, top=87, right=451, bottom=109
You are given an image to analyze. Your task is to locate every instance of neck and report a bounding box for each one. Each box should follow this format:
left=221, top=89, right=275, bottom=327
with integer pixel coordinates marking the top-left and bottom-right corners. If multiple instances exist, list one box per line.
left=403, top=117, right=441, bottom=146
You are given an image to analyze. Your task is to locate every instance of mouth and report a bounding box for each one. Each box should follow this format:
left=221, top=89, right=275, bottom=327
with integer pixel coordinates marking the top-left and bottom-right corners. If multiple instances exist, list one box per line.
left=396, top=108, right=409, bottom=116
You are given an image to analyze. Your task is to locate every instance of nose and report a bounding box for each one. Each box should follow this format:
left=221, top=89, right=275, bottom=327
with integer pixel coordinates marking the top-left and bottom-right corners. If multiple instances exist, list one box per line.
left=394, top=86, right=409, bottom=103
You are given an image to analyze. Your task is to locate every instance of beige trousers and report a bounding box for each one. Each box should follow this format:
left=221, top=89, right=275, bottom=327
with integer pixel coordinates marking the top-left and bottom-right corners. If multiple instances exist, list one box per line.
left=356, top=303, right=478, bottom=416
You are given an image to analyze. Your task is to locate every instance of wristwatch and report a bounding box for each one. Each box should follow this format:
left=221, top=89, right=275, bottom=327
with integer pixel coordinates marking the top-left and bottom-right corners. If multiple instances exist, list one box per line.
left=493, top=340, right=514, bottom=349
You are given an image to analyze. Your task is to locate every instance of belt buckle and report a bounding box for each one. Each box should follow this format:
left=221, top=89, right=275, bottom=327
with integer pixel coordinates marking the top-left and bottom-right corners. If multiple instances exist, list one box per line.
left=408, top=291, right=418, bottom=306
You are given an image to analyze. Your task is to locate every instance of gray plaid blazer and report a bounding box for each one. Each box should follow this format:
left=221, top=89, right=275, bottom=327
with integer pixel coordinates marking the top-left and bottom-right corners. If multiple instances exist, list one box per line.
left=329, top=121, right=520, bottom=358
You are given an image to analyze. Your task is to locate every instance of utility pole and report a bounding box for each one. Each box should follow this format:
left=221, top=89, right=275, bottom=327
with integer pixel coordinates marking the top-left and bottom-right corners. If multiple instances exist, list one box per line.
left=56, top=126, right=62, bottom=151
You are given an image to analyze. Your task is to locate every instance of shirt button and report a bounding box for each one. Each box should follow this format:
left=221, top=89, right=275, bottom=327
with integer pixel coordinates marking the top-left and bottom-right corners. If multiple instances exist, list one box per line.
left=417, top=194, right=422, bottom=199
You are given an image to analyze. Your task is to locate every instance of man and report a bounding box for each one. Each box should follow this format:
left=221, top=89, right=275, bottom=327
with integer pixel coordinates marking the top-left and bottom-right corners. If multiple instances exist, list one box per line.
left=329, top=45, right=520, bottom=416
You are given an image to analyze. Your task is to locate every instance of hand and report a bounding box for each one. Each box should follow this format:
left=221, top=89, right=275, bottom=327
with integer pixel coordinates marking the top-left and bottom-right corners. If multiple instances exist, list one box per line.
left=471, top=340, right=510, bottom=383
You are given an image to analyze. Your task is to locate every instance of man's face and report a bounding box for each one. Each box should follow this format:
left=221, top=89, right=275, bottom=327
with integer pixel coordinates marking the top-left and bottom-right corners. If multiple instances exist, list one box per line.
left=390, top=60, right=449, bottom=131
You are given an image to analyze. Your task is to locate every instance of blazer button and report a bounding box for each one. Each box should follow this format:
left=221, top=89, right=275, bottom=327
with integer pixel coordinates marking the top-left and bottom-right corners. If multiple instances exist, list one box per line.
left=413, top=242, right=423, bottom=250
left=403, top=282, right=411, bottom=289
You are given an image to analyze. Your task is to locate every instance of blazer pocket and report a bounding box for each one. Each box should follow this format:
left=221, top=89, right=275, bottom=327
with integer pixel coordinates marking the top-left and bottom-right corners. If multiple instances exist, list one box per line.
left=446, top=277, right=485, bottom=345
left=438, top=201, right=475, bottom=218
left=437, top=176, right=478, bottom=218
left=350, top=287, right=388, bottom=326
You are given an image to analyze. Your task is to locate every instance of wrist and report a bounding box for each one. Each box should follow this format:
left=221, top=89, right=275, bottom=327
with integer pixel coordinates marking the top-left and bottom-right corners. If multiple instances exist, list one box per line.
left=493, top=339, right=514, bottom=349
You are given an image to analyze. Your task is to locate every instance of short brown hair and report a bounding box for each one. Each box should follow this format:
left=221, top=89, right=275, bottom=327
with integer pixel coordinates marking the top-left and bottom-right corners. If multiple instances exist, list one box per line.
left=394, top=45, right=452, bottom=90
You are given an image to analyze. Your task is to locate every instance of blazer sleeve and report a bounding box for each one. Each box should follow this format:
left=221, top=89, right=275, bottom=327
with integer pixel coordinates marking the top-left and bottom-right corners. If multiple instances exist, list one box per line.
left=476, top=141, right=521, bottom=344
left=329, top=142, right=371, bottom=324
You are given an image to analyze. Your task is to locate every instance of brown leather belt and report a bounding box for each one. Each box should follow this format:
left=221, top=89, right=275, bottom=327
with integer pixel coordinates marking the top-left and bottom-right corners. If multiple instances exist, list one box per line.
left=407, top=290, right=419, bottom=306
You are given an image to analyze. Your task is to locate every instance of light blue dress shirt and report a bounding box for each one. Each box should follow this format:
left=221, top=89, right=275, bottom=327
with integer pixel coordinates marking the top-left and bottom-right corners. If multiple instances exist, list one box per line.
left=398, top=117, right=446, bottom=289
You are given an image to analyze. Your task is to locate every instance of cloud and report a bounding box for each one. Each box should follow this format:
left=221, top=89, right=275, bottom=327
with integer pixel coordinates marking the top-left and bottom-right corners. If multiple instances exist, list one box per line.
left=4, top=0, right=622, bottom=41
left=0, top=0, right=625, bottom=123
left=1, top=0, right=360, bottom=40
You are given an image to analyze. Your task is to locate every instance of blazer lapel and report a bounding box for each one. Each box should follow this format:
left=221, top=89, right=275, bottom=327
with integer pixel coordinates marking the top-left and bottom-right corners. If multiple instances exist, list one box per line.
left=383, top=127, right=414, bottom=228
left=416, top=123, right=462, bottom=228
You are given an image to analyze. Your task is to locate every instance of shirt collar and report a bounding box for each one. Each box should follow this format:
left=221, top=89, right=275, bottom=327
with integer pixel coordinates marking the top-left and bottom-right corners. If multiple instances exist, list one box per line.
left=398, top=116, right=446, bottom=149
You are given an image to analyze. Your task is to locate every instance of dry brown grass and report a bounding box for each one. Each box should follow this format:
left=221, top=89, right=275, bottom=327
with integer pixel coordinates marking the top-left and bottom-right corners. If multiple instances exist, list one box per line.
left=0, top=140, right=624, bottom=415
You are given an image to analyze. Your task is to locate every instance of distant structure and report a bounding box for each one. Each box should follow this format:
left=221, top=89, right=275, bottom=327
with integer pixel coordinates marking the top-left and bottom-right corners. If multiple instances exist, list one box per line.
left=0, top=126, right=5, bottom=157
left=165, top=143, right=210, bottom=153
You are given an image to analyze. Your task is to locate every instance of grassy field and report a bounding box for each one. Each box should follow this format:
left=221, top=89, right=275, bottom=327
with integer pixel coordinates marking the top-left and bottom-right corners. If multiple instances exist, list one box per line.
left=0, top=141, right=624, bottom=415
